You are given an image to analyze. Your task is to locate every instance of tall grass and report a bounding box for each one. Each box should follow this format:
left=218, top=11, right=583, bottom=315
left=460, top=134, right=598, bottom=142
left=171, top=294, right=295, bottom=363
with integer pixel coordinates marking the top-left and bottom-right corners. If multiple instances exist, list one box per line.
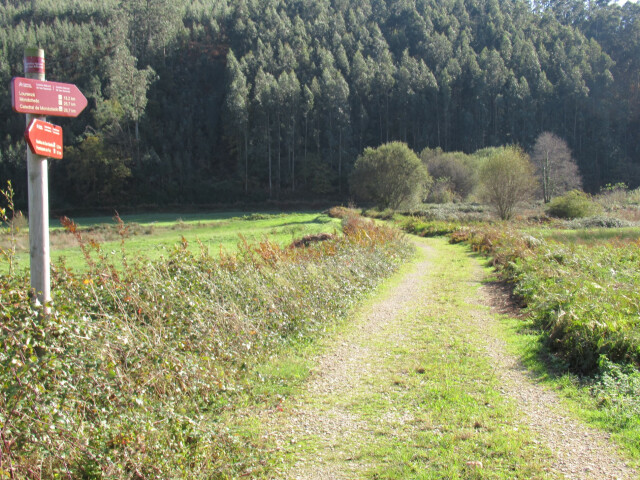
left=0, top=210, right=411, bottom=478
left=450, top=225, right=640, bottom=373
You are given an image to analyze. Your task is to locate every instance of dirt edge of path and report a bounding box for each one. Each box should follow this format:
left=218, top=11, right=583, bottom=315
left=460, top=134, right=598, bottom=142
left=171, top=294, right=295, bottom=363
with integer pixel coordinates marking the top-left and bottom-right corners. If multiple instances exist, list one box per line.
left=256, top=239, right=638, bottom=480
left=478, top=272, right=637, bottom=480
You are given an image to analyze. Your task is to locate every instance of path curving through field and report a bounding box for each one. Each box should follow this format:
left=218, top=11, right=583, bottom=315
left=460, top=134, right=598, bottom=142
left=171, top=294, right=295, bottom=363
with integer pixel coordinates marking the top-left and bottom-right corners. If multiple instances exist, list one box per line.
left=259, top=237, right=637, bottom=479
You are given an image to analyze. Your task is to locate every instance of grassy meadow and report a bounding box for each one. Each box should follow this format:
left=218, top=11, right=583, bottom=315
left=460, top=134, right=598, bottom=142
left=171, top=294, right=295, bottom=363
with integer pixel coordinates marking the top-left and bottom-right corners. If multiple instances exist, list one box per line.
left=1, top=211, right=341, bottom=273
left=2, top=187, right=640, bottom=475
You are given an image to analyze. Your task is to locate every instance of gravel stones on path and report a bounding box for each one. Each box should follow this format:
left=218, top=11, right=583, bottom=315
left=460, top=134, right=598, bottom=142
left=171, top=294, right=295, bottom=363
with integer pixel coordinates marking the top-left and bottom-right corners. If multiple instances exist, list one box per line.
left=261, top=239, right=637, bottom=479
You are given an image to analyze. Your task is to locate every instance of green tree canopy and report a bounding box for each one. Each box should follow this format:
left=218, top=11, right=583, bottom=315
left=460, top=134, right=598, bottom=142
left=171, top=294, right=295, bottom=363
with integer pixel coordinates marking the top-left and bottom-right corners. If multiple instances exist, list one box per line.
left=350, top=142, right=432, bottom=209
left=479, top=146, right=538, bottom=220
left=1, top=0, right=639, bottom=208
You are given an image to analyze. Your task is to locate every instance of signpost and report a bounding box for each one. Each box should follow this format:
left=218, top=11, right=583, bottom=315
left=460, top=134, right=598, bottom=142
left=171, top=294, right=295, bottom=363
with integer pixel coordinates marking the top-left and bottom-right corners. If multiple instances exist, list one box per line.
left=25, top=119, right=63, bottom=160
left=12, top=47, right=87, bottom=311
left=11, top=77, right=88, bottom=118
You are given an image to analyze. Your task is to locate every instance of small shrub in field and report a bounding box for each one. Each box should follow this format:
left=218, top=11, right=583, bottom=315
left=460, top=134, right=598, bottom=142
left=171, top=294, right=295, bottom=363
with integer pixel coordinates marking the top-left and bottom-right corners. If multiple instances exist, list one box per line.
left=546, top=190, right=600, bottom=219
left=597, top=183, right=631, bottom=209
left=328, top=206, right=358, bottom=219
left=400, top=216, right=461, bottom=237
left=566, top=215, right=632, bottom=229
left=363, top=208, right=396, bottom=221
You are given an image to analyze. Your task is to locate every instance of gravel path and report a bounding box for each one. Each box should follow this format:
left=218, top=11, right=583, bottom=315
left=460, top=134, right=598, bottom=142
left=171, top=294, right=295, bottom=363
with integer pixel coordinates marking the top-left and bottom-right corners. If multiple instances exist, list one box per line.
left=261, top=239, right=637, bottom=479
left=480, top=283, right=637, bottom=480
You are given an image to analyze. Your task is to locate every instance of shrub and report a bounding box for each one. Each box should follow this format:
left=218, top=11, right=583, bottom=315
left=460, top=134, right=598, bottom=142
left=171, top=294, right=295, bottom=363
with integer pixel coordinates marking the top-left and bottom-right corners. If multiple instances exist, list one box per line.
left=0, top=212, right=411, bottom=477
left=597, top=182, right=630, bottom=209
left=592, top=356, right=640, bottom=422
left=409, top=203, right=490, bottom=223
left=350, top=142, right=432, bottom=210
left=546, top=190, right=600, bottom=219
left=426, top=177, right=457, bottom=203
left=566, top=215, right=632, bottom=229
left=400, top=216, right=461, bottom=237
left=479, top=146, right=538, bottom=220
left=421, top=148, right=476, bottom=200
left=450, top=224, right=640, bottom=374
left=327, top=206, right=358, bottom=219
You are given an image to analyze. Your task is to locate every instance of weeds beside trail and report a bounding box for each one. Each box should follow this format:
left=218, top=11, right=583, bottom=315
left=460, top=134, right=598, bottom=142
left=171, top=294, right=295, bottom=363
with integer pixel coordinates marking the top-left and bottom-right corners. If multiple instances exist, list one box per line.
left=0, top=211, right=410, bottom=479
left=247, top=237, right=636, bottom=479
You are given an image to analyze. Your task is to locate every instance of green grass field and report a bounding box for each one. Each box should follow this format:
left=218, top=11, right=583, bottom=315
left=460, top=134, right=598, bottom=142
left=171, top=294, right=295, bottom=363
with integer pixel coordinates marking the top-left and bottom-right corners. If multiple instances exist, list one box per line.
left=529, top=226, right=640, bottom=244
left=1, top=211, right=342, bottom=273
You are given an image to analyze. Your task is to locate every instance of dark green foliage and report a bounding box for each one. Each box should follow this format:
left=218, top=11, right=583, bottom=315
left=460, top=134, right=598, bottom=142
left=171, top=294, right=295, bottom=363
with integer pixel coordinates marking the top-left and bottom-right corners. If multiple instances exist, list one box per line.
left=592, top=356, right=640, bottom=427
left=1, top=0, right=640, bottom=208
left=350, top=142, right=432, bottom=209
left=546, top=190, right=600, bottom=219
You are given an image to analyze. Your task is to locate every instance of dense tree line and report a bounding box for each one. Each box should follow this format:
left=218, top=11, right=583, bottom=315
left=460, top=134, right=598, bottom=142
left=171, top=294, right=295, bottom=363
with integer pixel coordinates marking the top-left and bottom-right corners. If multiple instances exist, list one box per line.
left=0, top=0, right=639, bottom=209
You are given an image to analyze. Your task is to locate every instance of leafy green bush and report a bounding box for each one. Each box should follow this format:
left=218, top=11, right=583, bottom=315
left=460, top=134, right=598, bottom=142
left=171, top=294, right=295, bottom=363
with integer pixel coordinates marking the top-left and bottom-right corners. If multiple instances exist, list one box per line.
left=478, top=146, right=538, bottom=220
left=350, top=142, right=432, bottom=209
left=513, top=241, right=640, bottom=372
left=592, top=356, right=640, bottom=424
left=450, top=225, right=640, bottom=374
left=0, top=213, right=411, bottom=478
left=546, top=190, right=600, bottom=219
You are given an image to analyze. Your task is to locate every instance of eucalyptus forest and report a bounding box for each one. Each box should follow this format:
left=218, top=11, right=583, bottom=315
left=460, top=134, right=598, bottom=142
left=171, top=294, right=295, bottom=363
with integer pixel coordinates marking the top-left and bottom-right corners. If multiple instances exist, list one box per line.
left=1, top=0, right=639, bottom=209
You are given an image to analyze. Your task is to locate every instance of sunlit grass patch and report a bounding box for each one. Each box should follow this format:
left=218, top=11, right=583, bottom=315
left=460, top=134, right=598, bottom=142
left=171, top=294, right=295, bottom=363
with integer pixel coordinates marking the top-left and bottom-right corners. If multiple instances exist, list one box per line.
left=1, top=211, right=341, bottom=273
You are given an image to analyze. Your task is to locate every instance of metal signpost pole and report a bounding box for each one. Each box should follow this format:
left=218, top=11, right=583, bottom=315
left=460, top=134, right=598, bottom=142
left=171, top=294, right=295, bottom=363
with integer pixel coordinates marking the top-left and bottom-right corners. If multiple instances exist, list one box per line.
left=24, top=47, right=51, bottom=310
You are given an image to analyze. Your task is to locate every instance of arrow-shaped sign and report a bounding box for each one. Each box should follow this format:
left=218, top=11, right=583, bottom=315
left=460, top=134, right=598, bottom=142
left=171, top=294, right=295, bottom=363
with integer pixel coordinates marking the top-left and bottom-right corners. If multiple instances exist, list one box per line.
left=11, top=77, right=87, bottom=117
left=25, top=119, right=63, bottom=159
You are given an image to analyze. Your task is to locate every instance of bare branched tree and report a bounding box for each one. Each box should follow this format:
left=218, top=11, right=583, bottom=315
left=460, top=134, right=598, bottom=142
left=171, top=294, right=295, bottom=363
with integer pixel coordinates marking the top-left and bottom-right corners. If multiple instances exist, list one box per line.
left=531, top=132, right=582, bottom=203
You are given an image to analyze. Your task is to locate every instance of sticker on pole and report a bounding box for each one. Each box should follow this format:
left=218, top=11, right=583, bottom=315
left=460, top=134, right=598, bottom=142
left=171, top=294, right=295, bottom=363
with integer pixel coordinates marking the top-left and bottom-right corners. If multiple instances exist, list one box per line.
left=25, top=119, right=63, bottom=159
left=11, top=77, right=87, bottom=117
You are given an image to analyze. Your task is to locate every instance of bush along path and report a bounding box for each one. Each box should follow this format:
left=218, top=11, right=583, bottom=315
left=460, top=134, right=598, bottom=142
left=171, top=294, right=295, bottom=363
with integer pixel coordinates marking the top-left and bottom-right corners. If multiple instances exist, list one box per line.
left=245, top=237, right=637, bottom=479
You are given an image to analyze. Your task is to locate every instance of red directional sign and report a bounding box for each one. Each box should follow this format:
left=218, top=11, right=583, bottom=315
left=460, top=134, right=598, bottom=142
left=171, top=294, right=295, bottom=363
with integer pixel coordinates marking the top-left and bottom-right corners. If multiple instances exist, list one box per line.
left=11, top=77, right=87, bottom=117
left=24, top=119, right=63, bottom=159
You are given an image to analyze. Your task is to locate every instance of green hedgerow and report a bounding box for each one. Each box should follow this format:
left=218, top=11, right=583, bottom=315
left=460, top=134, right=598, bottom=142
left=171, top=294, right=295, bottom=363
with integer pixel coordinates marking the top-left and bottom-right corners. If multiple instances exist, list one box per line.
left=546, top=190, right=600, bottom=219
left=0, top=213, right=412, bottom=478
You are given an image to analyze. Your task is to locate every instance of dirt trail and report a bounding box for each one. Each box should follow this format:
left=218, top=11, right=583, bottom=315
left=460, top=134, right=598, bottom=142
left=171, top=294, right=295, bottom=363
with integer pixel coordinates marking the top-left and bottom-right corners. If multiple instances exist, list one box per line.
left=479, top=284, right=636, bottom=480
left=261, top=239, right=637, bottom=479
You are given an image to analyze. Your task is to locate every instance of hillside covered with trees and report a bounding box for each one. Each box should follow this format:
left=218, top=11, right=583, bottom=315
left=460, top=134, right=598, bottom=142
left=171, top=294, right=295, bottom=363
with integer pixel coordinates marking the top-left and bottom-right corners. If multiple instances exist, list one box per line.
left=1, top=0, right=639, bottom=209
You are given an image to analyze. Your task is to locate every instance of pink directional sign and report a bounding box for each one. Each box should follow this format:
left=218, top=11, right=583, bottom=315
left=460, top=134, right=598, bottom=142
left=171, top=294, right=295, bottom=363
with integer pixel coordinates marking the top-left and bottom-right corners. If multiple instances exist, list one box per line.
left=11, top=77, right=87, bottom=117
left=25, top=119, right=63, bottom=159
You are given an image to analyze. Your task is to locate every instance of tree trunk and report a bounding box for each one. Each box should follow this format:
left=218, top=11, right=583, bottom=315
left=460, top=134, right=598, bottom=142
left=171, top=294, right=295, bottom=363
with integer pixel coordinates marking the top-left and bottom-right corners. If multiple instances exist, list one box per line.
left=291, top=118, right=296, bottom=192
left=338, top=129, right=342, bottom=194
left=277, top=110, right=281, bottom=194
left=267, top=113, right=272, bottom=198
left=303, top=115, right=308, bottom=187
left=244, top=129, right=248, bottom=194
